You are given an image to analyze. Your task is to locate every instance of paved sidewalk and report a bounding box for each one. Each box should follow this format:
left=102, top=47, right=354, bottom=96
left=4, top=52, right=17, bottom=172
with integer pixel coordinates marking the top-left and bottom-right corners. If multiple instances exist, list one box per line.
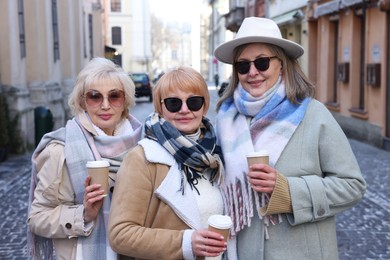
left=0, top=153, right=31, bottom=259
left=0, top=139, right=389, bottom=259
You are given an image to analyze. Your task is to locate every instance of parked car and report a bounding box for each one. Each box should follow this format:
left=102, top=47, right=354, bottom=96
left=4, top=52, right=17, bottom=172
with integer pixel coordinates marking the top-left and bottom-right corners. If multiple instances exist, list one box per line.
left=130, top=73, right=153, bottom=102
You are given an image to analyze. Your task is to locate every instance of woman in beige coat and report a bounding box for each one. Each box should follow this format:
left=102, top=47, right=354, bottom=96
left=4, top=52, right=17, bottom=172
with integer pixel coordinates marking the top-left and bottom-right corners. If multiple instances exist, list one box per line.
left=27, top=57, right=142, bottom=259
left=109, top=67, right=228, bottom=259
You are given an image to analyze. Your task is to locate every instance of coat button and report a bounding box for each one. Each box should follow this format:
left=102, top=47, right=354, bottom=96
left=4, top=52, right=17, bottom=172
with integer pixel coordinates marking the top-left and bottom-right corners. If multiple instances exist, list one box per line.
left=317, top=208, right=325, bottom=216
left=65, top=223, right=72, bottom=229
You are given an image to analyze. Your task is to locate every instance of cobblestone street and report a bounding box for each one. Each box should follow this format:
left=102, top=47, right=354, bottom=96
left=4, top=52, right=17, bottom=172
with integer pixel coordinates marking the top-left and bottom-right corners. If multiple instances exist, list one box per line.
left=0, top=139, right=389, bottom=259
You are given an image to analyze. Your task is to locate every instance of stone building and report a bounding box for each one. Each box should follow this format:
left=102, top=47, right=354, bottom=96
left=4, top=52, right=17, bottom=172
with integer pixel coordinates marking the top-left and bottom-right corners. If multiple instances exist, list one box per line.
left=0, top=0, right=104, bottom=151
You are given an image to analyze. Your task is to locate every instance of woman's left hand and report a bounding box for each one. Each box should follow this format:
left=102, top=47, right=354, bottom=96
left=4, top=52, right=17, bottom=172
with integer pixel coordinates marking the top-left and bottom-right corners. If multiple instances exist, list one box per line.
left=247, top=164, right=277, bottom=194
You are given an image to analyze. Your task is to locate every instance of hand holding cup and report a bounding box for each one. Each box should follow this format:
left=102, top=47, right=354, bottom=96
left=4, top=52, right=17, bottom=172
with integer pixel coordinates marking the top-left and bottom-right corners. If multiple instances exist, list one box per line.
left=207, top=214, right=232, bottom=242
left=86, top=160, right=110, bottom=196
left=246, top=150, right=277, bottom=194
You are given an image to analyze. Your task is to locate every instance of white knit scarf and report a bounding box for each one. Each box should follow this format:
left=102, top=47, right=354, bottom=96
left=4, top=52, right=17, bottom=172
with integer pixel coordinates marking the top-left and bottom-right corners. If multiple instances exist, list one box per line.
left=216, top=77, right=310, bottom=238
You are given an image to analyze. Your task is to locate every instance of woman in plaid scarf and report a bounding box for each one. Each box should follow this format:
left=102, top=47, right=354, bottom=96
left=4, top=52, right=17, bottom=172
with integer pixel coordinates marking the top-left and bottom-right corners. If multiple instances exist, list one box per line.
left=109, top=67, right=229, bottom=259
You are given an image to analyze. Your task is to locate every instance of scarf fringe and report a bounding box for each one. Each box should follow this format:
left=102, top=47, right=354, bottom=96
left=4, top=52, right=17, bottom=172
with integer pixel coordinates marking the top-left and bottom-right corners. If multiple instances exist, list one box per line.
left=222, top=179, right=283, bottom=240
left=28, top=235, right=53, bottom=260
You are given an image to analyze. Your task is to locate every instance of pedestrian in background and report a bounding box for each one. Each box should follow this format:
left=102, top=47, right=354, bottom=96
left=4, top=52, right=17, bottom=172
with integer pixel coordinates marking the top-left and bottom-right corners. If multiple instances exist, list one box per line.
left=27, top=57, right=142, bottom=259
left=108, top=66, right=228, bottom=259
left=214, top=17, right=366, bottom=259
left=214, top=73, right=220, bottom=89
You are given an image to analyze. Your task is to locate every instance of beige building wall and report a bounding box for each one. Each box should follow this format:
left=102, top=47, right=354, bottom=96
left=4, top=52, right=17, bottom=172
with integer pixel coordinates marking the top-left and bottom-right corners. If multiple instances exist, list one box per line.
left=0, top=1, right=34, bottom=148
left=365, top=8, right=387, bottom=127
left=0, top=0, right=105, bottom=151
left=24, top=0, right=64, bottom=131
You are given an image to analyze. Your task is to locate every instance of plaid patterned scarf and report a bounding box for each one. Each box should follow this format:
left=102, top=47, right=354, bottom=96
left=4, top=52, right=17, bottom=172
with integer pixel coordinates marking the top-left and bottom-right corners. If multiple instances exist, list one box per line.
left=144, top=112, right=224, bottom=194
left=217, top=77, right=310, bottom=238
left=27, top=113, right=142, bottom=259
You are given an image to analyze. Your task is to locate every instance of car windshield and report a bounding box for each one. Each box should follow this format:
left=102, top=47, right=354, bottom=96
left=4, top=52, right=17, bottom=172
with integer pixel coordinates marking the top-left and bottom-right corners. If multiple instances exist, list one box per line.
left=131, top=74, right=148, bottom=82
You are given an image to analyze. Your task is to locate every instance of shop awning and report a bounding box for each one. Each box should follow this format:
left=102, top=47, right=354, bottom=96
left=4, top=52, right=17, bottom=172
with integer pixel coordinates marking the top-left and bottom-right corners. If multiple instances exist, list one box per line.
left=105, top=45, right=117, bottom=53
left=315, top=0, right=340, bottom=18
left=314, top=0, right=364, bottom=18
left=272, top=10, right=304, bottom=26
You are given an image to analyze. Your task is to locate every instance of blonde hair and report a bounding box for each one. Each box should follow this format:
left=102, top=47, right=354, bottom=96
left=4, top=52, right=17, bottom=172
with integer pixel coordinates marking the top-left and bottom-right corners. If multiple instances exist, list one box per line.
left=68, top=57, right=136, bottom=118
left=153, top=66, right=210, bottom=115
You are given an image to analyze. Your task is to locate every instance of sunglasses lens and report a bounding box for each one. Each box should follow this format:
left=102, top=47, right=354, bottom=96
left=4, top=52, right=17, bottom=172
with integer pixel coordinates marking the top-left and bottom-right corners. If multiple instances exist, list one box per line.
left=254, top=58, right=270, bottom=71
left=163, top=96, right=204, bottom=112
left=235, top=62, right=250, bottom=74
left=187, top=96, right=204, bottom=111
left=235, top=57, right=273, bottom=74
left=164, top=98, right=182, bottom=112
left=85, top=91, right=103, bottom=107
left=108, top=90, right=125, bottom=107
left=85, top=90, right=124, bottom=107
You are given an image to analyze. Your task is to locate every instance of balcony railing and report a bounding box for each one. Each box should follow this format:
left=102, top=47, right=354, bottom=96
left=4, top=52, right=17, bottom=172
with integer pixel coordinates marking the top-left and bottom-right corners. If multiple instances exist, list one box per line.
left=224, top=7, right=245, bottom=32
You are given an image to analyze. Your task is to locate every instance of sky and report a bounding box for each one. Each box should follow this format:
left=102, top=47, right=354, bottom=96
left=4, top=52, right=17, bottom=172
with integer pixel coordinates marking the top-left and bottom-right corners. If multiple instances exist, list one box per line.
left=149, top=0, right=202, bottom=24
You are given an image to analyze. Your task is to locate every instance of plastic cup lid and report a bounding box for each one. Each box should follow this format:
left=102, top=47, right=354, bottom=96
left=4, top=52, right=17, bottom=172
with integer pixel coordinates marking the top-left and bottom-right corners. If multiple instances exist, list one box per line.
left=86, top=160, right=110, bottom=168
left=208, top=215, right=233, bottom=229
left=246, top=150, right=269, bottom=157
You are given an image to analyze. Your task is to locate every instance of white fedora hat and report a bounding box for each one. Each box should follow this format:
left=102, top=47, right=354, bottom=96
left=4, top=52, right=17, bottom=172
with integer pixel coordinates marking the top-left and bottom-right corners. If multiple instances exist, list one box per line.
left=214, top=17, right=304, bottom=64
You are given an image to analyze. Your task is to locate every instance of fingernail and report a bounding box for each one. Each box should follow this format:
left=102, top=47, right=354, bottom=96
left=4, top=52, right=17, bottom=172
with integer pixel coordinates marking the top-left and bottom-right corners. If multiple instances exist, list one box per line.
left=101, top=194, right=108, bottom=198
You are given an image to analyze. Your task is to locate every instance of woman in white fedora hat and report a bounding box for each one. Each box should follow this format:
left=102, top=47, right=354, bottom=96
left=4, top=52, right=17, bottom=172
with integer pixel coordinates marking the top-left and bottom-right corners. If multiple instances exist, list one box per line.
left=214, top=17, right=366, bottom=259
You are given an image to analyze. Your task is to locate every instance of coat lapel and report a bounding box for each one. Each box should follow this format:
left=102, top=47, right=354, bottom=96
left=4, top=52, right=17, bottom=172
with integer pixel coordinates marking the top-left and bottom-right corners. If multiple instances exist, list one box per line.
left=139, top=139, right=202, bottom=230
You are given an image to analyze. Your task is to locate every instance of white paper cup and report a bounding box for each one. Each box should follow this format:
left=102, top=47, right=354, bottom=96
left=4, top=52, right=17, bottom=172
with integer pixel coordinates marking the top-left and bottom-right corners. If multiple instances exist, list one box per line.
left=207, top=214, right=232, bottom=241
left=86, top=161, right=110, bottom=196
left=246, top=150, right=269, bottom=166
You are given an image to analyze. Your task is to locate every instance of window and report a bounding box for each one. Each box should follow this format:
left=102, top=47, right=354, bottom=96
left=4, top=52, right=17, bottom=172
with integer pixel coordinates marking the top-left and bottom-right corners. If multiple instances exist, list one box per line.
left=172, top=50, right=177, bottom=60
left=18, top=0, right=26, bottom=58
left=357, top=13, right=365, bottom=110
left=83, top=11, right=87, bottom=58
left=88, top=14, right=93, bottom=58
left=52, top=0, right=60, bottom=62
left=111, top=0, right=121, bottom=12
left=112, top=27, right=122, bottom=45
left=330, top=20, right=339, bottom=104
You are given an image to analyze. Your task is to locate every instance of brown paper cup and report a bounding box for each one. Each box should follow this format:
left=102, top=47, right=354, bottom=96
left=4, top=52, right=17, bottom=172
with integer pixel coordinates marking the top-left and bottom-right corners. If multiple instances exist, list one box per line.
left=86, top=161, right=110, bottom=196
left=246, top=150, right=269, bottom=166
left=207, top=215, right=232, bottom=241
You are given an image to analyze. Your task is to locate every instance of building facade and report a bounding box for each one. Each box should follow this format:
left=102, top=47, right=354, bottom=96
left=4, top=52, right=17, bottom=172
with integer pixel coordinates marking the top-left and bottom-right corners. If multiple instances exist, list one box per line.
left=104, top=0, right=152, bottom=74
left=0, top=0, right=104, bottom=151
left=308, top=0, right=390, bottom=150
left=207, top=0, right=390, bottom=150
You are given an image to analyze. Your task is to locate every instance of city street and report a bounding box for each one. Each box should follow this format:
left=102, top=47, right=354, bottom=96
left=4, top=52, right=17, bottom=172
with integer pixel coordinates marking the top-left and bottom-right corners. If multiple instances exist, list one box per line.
left=0, top=88, right=389, bottom=259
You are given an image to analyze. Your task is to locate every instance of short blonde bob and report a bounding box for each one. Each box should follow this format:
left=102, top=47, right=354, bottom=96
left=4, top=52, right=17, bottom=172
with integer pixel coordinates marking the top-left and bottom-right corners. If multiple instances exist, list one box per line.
left=68, top=57, right=136, bottom=119
left=153, top=66, right=210, bottom=116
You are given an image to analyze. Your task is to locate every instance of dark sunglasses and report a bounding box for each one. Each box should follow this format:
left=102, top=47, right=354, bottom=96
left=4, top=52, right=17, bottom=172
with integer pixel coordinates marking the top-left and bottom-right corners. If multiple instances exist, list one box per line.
left=234, top=56, right=278, bottom=74
left=161, top=96, right=205, bottom=113
left=84, top=89, right=125, bottom=108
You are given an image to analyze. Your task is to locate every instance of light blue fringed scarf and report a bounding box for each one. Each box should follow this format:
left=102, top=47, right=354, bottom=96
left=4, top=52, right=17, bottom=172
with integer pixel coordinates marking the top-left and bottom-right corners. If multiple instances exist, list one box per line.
left=217, top=76, right=310, bottom=239
left=27, top=113, right=142, bottom=260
